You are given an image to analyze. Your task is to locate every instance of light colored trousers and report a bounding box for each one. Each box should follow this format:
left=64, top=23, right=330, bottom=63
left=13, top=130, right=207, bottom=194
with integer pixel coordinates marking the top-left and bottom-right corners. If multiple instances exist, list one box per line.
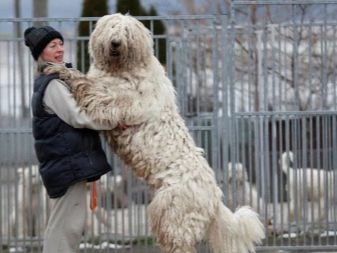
left=42, top=181, right=87, bottom=253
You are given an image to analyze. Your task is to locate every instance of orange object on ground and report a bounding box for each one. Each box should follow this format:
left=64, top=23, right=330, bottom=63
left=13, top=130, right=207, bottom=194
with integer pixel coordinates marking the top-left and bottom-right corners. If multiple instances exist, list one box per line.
left=90, top=181, right=97, bottom=211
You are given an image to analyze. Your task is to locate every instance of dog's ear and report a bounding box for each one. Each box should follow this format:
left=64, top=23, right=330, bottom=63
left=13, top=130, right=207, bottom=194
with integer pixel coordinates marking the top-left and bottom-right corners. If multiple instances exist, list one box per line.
left=235, top=164, right=244, bottom=179
left=288, top=152, right=294, bottom=167
left=281, top=152, right=290, bottom=164
left=227, top=163, right=246, bottom=184
left=236, top=163, right=247, bottom=184
left=227, top=162, right=234, bottom=182
left=281, top=151, right=295, bottom=168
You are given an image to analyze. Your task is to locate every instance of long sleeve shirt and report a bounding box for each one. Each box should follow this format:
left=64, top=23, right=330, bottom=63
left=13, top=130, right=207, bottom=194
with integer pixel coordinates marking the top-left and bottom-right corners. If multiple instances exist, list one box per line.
left=43, top=78, right=115, bottom=130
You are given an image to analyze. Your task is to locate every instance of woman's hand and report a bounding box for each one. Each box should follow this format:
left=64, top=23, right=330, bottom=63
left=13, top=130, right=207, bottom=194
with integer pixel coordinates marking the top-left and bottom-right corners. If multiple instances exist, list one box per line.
left=117, top=122, right=129, bottom=130
left=44, top=65, right=84, bottom=82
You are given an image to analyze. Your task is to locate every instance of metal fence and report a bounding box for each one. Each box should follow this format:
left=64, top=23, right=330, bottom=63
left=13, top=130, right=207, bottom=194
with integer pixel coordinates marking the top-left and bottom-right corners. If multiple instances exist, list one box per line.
left=1, top=1, right=337, bottom=252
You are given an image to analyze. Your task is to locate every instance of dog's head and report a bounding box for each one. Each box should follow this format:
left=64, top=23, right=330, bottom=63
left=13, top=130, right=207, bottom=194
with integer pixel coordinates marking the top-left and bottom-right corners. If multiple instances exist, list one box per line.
left=227, top=162, right=247, bottom=185
left=280, top=151, right=294, bottom=173
left=89, top=13, right=154, bottom=73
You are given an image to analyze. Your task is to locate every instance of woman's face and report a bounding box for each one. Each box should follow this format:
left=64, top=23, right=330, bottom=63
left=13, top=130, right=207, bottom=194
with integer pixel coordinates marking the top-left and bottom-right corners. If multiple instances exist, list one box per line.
left=40, top=38, right=64, bottom=63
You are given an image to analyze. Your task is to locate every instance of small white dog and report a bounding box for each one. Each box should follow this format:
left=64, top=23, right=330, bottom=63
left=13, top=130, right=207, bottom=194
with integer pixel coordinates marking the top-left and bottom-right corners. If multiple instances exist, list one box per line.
left=11, top=167, right=124, bottom=238
left=280, top=151, right=334, bottom=223
left=10, top=165, right=49, bottom=238
left=226, top=163, right=264, bottom=214
left=45, top=13, right=265, bottom=253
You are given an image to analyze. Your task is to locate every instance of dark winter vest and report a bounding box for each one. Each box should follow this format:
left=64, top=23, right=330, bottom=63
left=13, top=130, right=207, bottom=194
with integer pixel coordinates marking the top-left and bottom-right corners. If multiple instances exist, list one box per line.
left=31, top=73, right=111, bottom=198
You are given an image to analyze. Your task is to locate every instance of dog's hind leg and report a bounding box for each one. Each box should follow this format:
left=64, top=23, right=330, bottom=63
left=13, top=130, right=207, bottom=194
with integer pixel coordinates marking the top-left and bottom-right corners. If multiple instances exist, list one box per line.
left=148, top=188, right=205, bottom=253
left=163, top=245, right=197, bottom=253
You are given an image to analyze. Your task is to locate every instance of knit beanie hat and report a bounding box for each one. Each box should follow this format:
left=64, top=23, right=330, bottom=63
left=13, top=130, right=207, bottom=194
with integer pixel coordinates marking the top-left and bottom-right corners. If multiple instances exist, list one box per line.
left=24, top=26, right=64, bottom=60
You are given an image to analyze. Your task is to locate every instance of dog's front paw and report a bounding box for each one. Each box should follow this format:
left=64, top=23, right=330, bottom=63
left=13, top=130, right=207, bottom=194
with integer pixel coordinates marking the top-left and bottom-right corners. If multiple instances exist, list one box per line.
left=43, top=65, right=72, bottom=83
left=44, top=65, right=82, bottom=85
left=61, top=68, right=86, bottom=82
left=58, top=68, right=75, bottom=82
left=43, top=64, right=66, bottom=76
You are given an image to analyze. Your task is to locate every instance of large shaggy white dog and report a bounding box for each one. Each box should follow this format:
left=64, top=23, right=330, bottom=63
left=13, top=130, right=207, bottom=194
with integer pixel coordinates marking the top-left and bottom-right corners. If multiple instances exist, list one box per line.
left=45, top=13, right=265, bottom=253
left=280, top=151, right=334, bottom=223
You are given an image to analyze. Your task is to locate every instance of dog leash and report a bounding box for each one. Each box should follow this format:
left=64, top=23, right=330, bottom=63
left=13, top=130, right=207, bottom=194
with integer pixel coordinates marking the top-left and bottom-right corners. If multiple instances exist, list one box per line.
left=90, top=181, right=97, bottom=211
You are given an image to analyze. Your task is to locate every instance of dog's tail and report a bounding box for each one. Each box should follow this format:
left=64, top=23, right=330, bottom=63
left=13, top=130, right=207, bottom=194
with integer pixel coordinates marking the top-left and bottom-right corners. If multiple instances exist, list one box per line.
left=280, top=151, right=294, bottom=174
left=208, top=203, right=265, bottom=253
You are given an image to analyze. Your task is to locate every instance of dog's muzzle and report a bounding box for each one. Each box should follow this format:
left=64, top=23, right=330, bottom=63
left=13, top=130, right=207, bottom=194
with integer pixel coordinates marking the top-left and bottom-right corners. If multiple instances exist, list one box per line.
left=110, top=41, right=121, bottom=57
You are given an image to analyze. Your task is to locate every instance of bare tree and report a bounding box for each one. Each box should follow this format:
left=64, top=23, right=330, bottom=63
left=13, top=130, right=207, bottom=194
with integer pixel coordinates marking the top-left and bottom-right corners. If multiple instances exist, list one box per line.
left=182, top=0, right=223, bottom=15
left=229, top=2, right=336, bottom=111
left=182, top=0, right=197, bottom=14
left=169, top=1, right=334, bottom=111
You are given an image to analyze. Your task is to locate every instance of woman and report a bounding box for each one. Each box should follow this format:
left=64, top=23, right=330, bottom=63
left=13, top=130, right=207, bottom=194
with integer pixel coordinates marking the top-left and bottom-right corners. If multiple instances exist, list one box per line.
left=24, top=26, right=115, bottom=253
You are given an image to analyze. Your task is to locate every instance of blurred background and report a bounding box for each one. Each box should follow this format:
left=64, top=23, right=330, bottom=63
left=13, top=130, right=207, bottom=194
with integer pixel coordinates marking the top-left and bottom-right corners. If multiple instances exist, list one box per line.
left=0, top=0, right=229, bottom=18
